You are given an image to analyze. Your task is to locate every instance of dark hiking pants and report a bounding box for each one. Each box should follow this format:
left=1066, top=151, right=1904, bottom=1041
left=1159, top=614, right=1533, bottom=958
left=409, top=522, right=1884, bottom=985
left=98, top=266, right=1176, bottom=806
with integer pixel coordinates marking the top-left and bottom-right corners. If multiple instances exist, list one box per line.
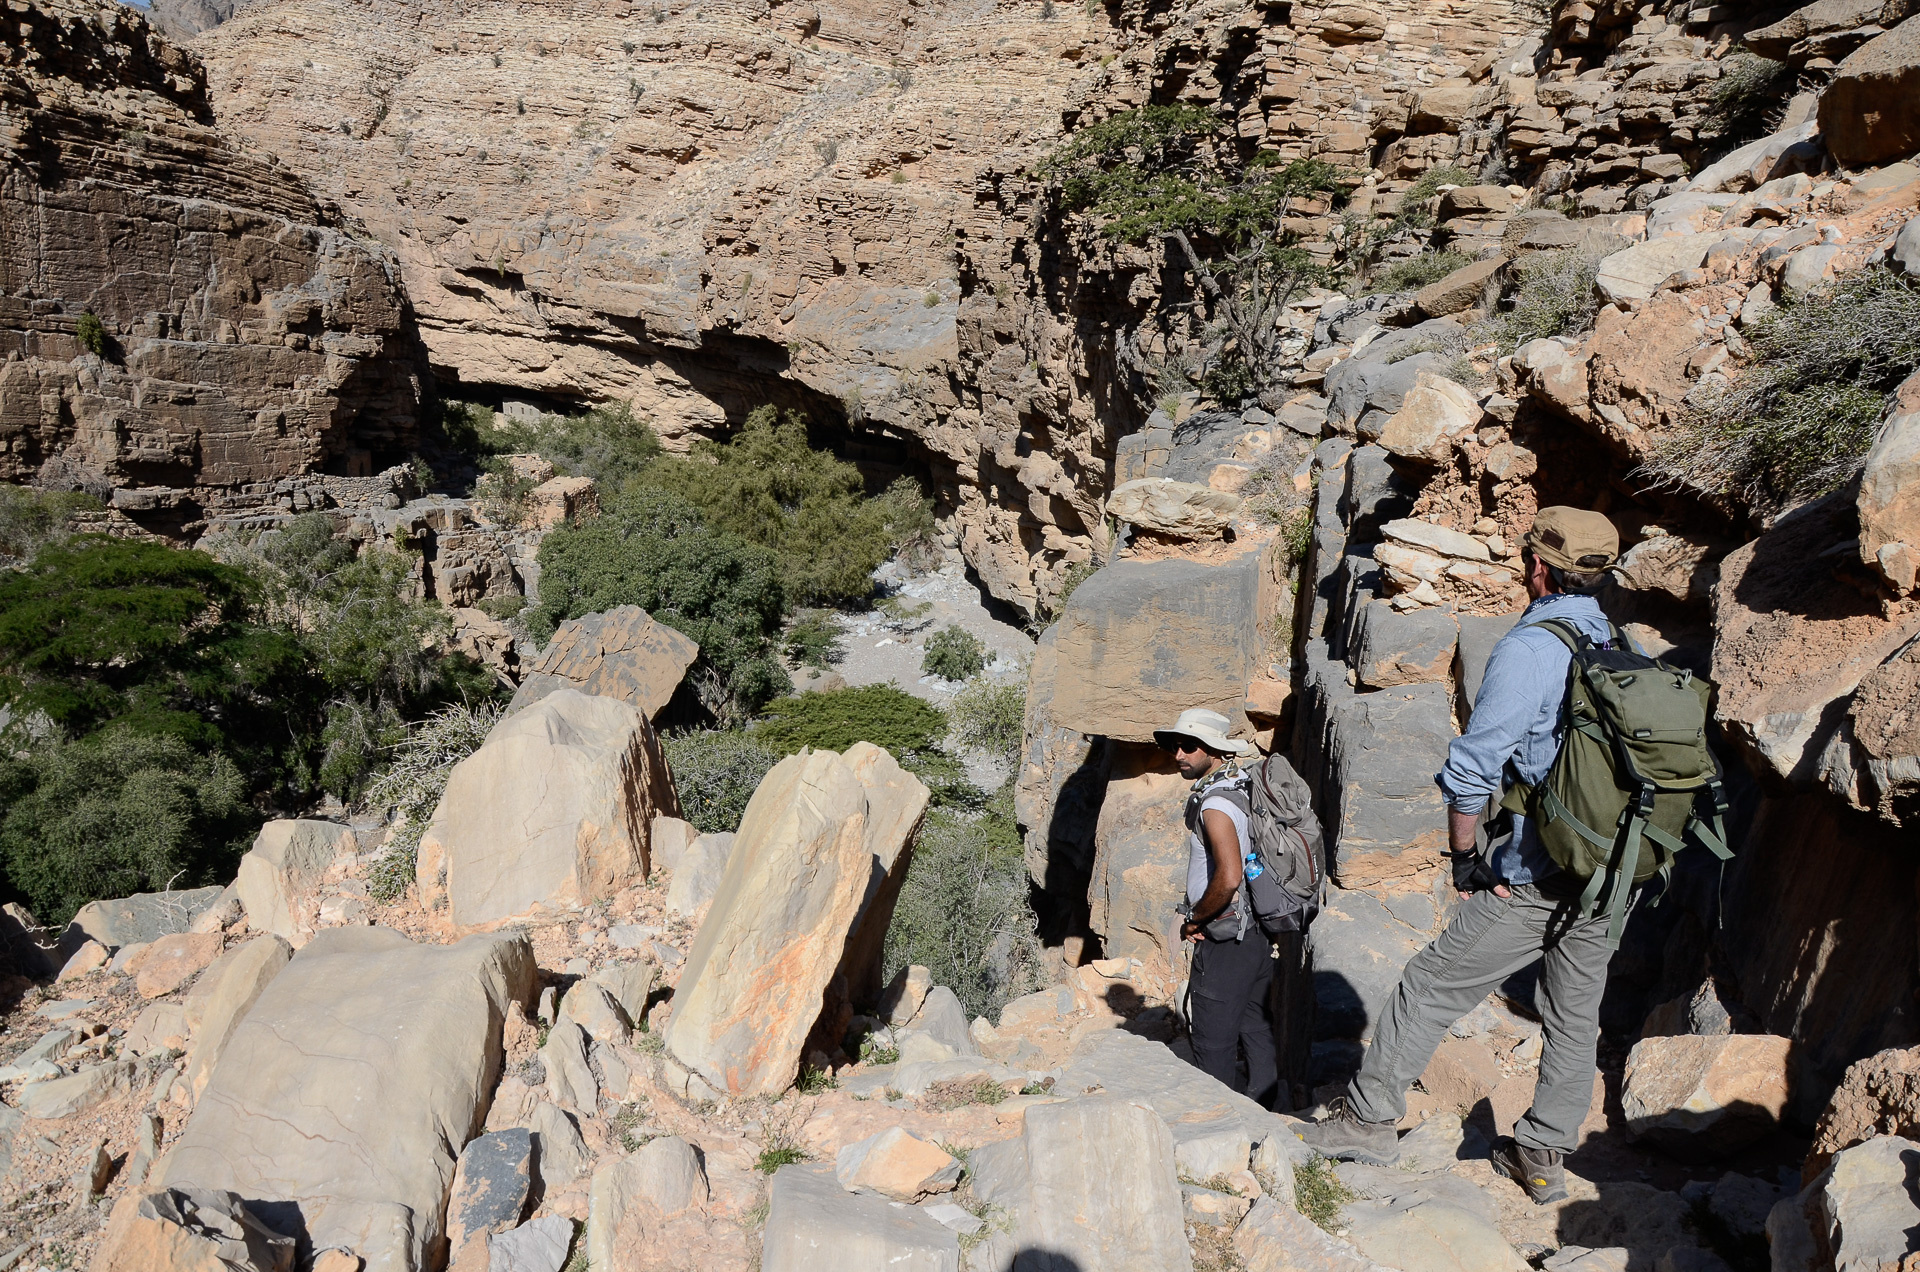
left=1346, top=880, right=1619, bottom=1154
left=1190, top=933, right=1279, bottom=1108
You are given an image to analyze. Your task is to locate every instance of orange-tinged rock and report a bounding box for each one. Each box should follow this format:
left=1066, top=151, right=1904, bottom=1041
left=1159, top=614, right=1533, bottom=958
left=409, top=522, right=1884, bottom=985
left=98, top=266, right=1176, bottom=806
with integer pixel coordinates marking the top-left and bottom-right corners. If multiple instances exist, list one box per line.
left=133, top=933, right=224, bottom=1000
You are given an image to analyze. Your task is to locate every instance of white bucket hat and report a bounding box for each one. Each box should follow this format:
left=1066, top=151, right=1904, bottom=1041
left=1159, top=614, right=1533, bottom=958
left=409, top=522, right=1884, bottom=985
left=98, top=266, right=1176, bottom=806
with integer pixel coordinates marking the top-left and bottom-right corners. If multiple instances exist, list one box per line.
left=1153, top=707, right=1251, bottom=756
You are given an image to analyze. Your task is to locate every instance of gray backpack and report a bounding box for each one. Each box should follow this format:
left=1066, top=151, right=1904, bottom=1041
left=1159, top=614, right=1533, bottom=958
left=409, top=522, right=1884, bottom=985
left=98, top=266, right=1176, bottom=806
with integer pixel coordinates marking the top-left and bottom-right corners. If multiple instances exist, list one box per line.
left=1183, top=755, right=1325, bottom=940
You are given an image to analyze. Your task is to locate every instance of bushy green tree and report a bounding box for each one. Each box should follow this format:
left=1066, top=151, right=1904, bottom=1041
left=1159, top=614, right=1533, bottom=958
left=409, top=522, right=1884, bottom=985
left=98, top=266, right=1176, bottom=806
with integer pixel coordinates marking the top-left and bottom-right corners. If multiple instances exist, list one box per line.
left=922, top=624, right=985, bottom=681
left=0, top=729, right=253, bottom=924
left=0, top=536, right=318, bottom=784
left=783, top=610, right=844, bottom=670
left=754, top=683, right=947, bottom=756
left=644, top=406, right=934, bottom=606
left=1037, top=107, right=1341, bottom=397
left=530, top=488, right=791, bottom=716
left=661, top=729, right=782, bottom=833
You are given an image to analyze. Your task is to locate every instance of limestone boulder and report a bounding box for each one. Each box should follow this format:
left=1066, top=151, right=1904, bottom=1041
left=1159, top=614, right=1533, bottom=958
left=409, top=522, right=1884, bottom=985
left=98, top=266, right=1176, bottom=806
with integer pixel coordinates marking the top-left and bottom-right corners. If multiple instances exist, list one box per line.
left=1414, top=257, right=1506, bottom=318
left=92, top=1187, right=296, bottom=1272
left=69, top=886, right=228, bottom=950
left=1858, top=373, right=1920, bottom=594
left=1622, top=1034, right=1793, bottom=1158
left=1595, top=237, right=1716, bottom=304
left=149, top=926, right=535, bottom=1272
left=834, top=742, right=933, bottom=1010
left=1810, top=1135, right=1920, bottom=1270
left=1106, top=478, right=1242, bottom=540
left=1376, top=373, right=1484, bottom=463
left=18, top=1058, right=135, bottom=1120
left=835, top=1127, right=962, bottom=1200
left=1309, top=674, right=1453, bottom=887
left=236, top=820, right=358, bottom=943
left=506, top=607, right=699, bottom=721
left=967, top=1096, right=1191, bottom=1272
left=585, top=1135, right=735, bottom=1272
left=417, top=690, right=680, bottom=930
left=182, top=934, right=293, bottom=1100
left=663, top=748, right=879, bottom=1097
left=1819, top=19, right=1920, bottom=167
left=526, top=474, right=599, bottom=529
left=763, top=1162, right=956, bottom=1271
left=1348, top=599, right=1460, bottom=689
left=665, top=833, right=733, bottom=917
left=1341, top=1196, right=1531, bottom=1272
left=1311, top=887, right=1432, bottom=1043
left=1046, top=549, right=1269, bottom=743
left=131, top=931, right=224, bottom=999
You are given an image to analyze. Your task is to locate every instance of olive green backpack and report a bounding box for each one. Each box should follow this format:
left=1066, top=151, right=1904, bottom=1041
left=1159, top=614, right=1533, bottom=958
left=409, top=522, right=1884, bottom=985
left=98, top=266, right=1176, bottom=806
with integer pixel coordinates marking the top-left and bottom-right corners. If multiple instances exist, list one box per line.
left=1500, top=619, right=1734, bottom=947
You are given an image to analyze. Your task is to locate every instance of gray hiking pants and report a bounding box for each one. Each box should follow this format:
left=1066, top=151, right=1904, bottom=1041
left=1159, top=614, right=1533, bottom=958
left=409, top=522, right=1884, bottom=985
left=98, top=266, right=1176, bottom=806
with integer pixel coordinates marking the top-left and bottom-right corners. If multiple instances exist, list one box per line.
left=1346, top=880, right=1617, bottom=1154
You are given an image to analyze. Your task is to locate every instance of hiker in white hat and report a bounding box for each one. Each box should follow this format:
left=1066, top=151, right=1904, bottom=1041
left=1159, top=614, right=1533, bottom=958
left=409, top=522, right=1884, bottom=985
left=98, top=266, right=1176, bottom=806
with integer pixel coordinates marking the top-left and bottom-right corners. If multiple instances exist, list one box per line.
left=1154, top=707, right=1279, bottom=1108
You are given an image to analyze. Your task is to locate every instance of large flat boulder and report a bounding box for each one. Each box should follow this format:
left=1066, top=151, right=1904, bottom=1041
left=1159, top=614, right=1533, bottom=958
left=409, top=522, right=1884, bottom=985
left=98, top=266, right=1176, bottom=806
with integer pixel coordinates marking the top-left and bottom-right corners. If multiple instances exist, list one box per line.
left=761, top=1162, right=957, bottom=1272
left=182, top=934, right=293, bottom=1100
left=1319, top=682, right=1453, bottom=887
left=68, top=886, right=227, bottom=950
left=833, top=743, right=932, bottom=1010
left=1312, top=888, right=1433, bottom=1043
left=1819, top=18, right=1920, bottom=167
left=1809, top=1134, right=1920, bottom=1271
left=1622, top=1034, right=1793, bottom=1158
left=664, top=748, right=890, bottom=1097
left=1045, top=549, right=1270, bottom=743
left=967, top=1095, right=1191, bottom=1272
left=1106, top=478, right=1242, bottom=540
left=149, top=926, right=536, bottom=1272
left=1085, top=751, right=1188, bottom=978
left=417, top=690, right=680, bottom=930
left=506, top=606, right=699, bottom=721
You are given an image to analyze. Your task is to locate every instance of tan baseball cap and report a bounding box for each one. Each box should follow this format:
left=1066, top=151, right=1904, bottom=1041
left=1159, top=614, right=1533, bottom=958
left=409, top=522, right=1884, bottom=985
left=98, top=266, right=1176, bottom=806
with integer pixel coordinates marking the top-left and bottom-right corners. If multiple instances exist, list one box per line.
left=1525, top=507, right=1619, bottom=572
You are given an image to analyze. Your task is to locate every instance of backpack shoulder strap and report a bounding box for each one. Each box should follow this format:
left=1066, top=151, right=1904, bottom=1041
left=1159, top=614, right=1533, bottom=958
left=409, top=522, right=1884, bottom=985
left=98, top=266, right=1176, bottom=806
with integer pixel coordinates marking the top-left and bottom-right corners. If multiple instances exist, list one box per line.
left=1531, top=617, right=1591, bottom=655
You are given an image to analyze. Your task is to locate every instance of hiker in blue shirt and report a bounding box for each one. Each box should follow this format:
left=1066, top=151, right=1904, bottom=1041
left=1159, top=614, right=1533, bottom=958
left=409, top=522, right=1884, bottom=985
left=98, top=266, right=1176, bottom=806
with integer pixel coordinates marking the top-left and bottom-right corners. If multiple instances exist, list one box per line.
left=1300, top=507, right=1624, bottom=1205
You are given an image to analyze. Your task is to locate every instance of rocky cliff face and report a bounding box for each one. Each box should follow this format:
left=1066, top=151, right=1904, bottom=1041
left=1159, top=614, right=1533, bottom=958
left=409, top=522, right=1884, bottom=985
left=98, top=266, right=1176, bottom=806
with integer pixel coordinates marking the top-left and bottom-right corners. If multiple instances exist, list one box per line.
left=0, top=0, right=424, bottom=538
left=189, top=0, right=1551, bottom=608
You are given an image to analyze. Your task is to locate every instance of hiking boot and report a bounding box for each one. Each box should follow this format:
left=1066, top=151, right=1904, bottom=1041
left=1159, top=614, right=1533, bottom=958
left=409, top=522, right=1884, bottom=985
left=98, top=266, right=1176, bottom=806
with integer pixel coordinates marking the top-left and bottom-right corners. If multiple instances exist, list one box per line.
left=1489, top=1136, right=1568, bottom=1204
left=1296, top=1095, right=1400, bottom=1166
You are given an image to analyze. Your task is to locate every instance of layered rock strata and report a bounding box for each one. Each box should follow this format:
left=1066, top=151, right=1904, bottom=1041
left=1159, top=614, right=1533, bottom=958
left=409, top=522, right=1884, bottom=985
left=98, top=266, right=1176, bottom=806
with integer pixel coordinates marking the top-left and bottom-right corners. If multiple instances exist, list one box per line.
left=0, top=0, right=423, bottom=538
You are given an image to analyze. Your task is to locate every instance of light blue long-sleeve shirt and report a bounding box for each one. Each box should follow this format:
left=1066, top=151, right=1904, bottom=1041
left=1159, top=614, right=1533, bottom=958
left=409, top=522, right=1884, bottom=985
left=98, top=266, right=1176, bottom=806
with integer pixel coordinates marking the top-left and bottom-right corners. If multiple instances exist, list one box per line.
left=1437, top=592, right=1624, bottom=886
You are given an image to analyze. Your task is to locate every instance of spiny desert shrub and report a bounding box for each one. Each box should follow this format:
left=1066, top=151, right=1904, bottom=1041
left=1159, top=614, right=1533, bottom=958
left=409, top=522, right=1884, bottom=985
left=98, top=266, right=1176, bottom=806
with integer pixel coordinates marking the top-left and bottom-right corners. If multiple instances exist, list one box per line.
left=660, top=729, right=780, bottom=833
left=74, top=311, right=107, bottom=358
left=1363, top=248, right=1473, bottom=295
left=1643, top=265, right=1920, bottom=508
left=922, top=624, right=986, bottom=681
left=883, top=789, right=1045, bottom=1022
left=948, top=676, right=1025, bottom=763
left=1471, top=248, right=1604, bottom=355
left=363, top=702, right=502, bottom=901
left=0, top=486, right=101, bottom=565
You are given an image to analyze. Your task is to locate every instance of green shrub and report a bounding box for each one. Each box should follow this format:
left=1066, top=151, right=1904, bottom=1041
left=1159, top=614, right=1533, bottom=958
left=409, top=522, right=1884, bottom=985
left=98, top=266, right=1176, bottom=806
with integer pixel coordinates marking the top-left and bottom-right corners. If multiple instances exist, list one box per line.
left=530, top=488, right=791, bottom=717
left=0, top=486, right=101, bottom=564
left=1644, top=265, right=1920, bottom=508
left=1294, top=1156, right=1356, bottom=1232
left=1401, top=164, right=1476, bottom=205
left=783, top=610, right=844, bottom=670
left=948, top=676, right=1025, bottom=762
left=883, top=790, right=1045, bottom=1022
left=755, top=684, right=946, bottom=756
left=643, top=406, right=934, bottom=605
left=1706, top=55, right=1794, bottom=153
left=0, top=729, right=253, bottom=924
left=74, top=311, right=107, bottom=358
left=660, top=729, right=780, bottom=833
left=1363, top=249, right=1473, bottom=295
left=922, top=624, right=986, bottom=681
left=1471, top=248, right=1603, bottom=355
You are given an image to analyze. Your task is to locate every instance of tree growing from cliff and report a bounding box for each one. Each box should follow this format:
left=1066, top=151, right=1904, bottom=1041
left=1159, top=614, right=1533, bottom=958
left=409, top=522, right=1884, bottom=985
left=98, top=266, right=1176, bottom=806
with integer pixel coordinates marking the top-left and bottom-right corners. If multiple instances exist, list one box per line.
left=1037, top=106, right=1342, bottom=400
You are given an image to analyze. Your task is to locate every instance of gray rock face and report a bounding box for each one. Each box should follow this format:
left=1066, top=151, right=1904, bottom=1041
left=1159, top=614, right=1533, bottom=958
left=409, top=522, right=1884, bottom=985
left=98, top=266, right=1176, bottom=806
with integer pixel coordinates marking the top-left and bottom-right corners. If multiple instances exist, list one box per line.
left=1045, top=550, right=1267, bottom=744
left=68, top=886, right=228, bottom=949
left=1311, top=888, right=1431, bottom=1043
left=909, top=986, right=978, bottom=1057
left=1349, top=600, right=1459, bottom=689
left=665, top=833, right=733, bottom=918
left=1057, top=1029, right=1290, bottom=1148
left=1340, top=446, right=1418, bottom=541
left=1812, top=1135, right=1920, bottom=1271
left=152, top=927, right=536, bottom=1272
left=1316, top=681, right=1454, bottom=887
left=1456, top=614, right=1521, bottom=714
left=761, top=1162, right=958, bottom=1272
left=506, top=606, right=700, bottom=722
left=446, top=1128, right=533, bottom=1258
